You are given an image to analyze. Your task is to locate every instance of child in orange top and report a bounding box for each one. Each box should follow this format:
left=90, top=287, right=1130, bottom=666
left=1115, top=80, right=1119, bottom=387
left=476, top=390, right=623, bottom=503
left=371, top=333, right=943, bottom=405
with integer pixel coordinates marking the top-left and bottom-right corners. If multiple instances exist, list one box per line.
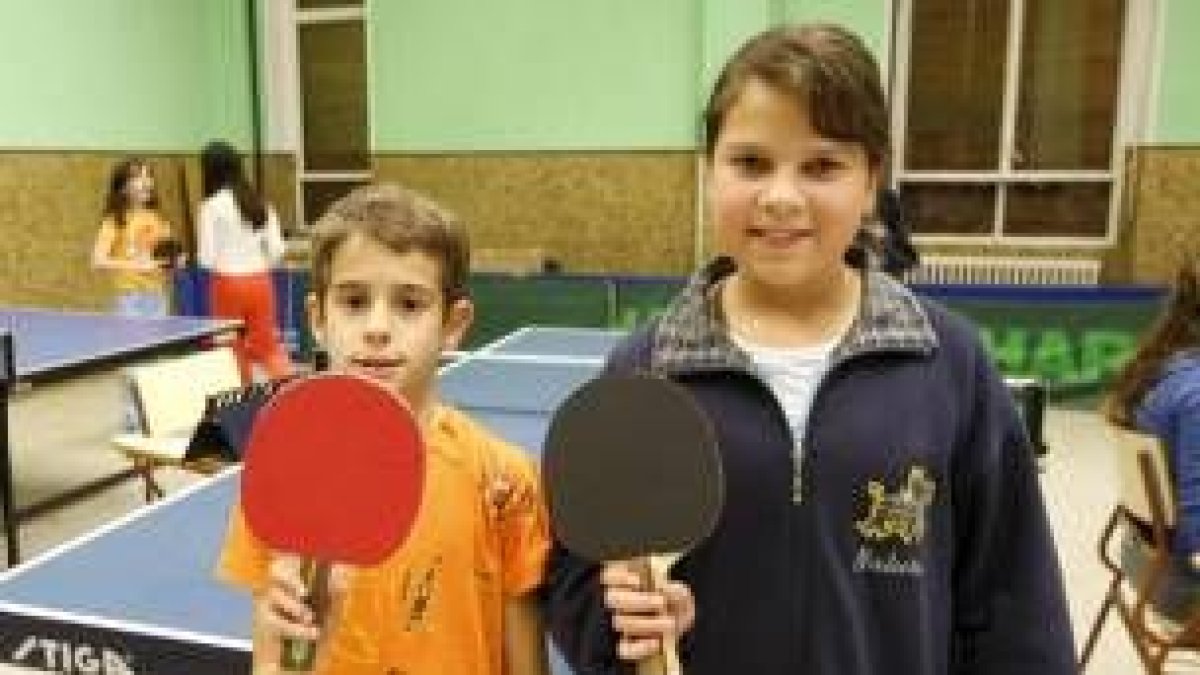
left=91, top=158, right=176, bottom=317
left=217, top=183, right=551, bottom=674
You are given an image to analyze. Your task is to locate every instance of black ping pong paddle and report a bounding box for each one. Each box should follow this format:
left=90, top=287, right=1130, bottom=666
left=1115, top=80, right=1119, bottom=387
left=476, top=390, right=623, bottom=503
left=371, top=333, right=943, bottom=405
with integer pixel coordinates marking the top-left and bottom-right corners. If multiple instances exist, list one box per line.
left=543, top=373, right=723, bottom=675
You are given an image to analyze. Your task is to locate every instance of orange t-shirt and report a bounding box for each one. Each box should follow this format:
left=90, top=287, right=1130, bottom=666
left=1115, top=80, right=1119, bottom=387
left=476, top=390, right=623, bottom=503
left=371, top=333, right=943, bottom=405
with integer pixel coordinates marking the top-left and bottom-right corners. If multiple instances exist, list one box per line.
left=100, top=209, right=171, bottom=292
left=217, top=405, right=550, bottom=674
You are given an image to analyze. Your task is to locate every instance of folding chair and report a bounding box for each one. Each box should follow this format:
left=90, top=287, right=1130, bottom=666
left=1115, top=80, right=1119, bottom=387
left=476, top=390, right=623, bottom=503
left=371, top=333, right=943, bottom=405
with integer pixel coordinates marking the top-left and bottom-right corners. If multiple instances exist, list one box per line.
left=1079, top=426, right=1200, bottom=672
left=112, top=347, right=242, bottom=501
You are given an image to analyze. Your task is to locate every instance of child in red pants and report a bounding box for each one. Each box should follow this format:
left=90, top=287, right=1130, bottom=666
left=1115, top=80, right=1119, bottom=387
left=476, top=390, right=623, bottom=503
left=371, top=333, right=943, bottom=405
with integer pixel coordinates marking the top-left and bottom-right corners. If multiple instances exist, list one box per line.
left=197, top=140, right=292, bottom=381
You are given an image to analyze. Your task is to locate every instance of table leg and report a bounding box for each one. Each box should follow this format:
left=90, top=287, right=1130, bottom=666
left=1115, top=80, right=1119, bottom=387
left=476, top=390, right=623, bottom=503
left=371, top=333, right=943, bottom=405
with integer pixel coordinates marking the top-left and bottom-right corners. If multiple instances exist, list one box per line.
left=1, top=332, right=20, bottom=566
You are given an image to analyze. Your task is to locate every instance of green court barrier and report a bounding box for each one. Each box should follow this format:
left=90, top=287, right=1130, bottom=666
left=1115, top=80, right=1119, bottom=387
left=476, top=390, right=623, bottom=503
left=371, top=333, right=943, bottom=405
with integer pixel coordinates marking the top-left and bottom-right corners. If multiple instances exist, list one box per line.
left=920, top=286, right=1162, bottom=403
left=467, top=275, right=615, bottom=348
left=468, top=276, right=1164, bottom=404
left=209, top=271, right=1165, bottom=404
left=610, top=278, right=685, bottom=331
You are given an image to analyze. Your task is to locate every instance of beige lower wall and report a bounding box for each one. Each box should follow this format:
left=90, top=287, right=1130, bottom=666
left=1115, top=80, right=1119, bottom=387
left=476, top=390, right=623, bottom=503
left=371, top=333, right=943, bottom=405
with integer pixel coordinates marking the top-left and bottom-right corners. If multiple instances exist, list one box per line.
left=0, top=151, right=294, bottom=310
left=259, top=153, right=296, bottom=236
left=373, top=152, right=698, bottom=275
left=3, top=145, right=1198, bottom=309
left=0, top=152, right=191, bottom=309
left=371, top=147, right=1200, bottom=283
left=1119, top=145, right=1200, bottom=284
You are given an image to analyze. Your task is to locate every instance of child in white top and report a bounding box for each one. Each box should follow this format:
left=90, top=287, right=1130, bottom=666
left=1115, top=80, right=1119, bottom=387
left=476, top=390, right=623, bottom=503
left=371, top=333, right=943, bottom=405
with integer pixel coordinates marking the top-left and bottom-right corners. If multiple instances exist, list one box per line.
left=197, top=140, right=292, bottom=381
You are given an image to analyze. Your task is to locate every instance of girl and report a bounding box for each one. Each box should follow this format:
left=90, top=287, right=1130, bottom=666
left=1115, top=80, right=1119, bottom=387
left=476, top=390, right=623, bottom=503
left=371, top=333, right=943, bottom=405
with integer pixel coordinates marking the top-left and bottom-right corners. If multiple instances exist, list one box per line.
left=1104, top=255, right=1200, bottom=621
left=197, top=140, right=292, bottom=382
left=544, top=23, right=1075, bottom=674
left=91, top=158, right=175, bottom=317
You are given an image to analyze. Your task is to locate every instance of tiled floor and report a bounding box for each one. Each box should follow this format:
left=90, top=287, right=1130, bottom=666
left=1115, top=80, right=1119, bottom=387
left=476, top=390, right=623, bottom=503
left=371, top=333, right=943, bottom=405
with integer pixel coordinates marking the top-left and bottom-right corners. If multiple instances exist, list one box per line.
left=1041, top=408, right=1141, bottom=673
left=7, top=374, right=1200, bottom=672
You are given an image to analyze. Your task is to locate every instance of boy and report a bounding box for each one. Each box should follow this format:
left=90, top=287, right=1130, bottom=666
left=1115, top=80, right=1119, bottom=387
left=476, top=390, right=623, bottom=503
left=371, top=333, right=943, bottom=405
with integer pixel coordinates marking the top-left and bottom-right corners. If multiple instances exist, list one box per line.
left=217, top=183, right=551, bottom=674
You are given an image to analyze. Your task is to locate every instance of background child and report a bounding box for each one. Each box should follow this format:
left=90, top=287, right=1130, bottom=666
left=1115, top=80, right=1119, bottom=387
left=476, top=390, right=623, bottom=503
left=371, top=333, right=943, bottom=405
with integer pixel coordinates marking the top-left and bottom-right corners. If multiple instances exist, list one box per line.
left=217, top=183, right=551, bottom=674
left=543, top=23, right=1075, bottom=674
left=1103, top=253, right=1200, bottom=621
left=197, top=139, right=292, bottom=382
left=91, top=158, right=175, bottom=317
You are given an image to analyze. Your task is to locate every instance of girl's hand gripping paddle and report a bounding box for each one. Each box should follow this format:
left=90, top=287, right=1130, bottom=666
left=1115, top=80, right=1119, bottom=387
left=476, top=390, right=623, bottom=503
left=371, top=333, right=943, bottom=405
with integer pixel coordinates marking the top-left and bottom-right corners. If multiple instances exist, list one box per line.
left=543, top=373, right=723, bottom=675
left=241, top=374, right=424, bottom=670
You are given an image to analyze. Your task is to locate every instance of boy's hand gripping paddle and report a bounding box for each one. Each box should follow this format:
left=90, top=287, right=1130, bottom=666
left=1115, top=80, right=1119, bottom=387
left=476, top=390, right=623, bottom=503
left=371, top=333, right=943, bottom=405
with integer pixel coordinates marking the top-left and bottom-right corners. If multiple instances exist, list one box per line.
left=543, top=374, right=723, bottom=675
left=241, top=374, right=424, bottom=670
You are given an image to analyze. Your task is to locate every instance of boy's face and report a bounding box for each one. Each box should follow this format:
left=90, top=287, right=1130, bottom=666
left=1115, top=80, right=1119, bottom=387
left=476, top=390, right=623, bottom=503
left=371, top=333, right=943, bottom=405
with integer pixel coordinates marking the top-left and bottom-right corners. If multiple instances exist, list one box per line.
left=706, top=77, right=878, bottom=291
left=307, top=232, right=472, bottom=411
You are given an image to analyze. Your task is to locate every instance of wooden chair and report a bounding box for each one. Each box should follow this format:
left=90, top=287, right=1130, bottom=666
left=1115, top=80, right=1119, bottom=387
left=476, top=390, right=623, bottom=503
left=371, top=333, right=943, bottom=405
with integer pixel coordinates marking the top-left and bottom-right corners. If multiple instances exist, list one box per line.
left=1079, top=426, right=1200, bottom=672
left=112, top=347, right=242, bottom=501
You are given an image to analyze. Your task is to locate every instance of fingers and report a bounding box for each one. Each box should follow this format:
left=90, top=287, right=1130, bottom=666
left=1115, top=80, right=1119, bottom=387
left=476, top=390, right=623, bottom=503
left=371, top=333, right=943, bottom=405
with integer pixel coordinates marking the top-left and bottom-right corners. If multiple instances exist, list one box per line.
left=259, top=557, right=319, bottom=641
left=599, top=560, right=644, bottom=590
left=258, top=556, right=356, bottom=643
left=661, top=580, right=696, bottom=635
left=605, top=584, right=667, bottom=616
left=616, top=632, right=669, bottom=662
left=600, top=560, right=696, bottom=663
left=328, top=563, right=353, bottom=595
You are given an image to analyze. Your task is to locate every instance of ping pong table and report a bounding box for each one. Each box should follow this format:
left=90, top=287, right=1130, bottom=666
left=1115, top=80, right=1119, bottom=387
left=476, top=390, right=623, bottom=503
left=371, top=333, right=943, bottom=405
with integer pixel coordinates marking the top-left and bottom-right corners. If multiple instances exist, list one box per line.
left=0, top=326, right=615, bottom=674
left=0, top=308, right=242, bottom=567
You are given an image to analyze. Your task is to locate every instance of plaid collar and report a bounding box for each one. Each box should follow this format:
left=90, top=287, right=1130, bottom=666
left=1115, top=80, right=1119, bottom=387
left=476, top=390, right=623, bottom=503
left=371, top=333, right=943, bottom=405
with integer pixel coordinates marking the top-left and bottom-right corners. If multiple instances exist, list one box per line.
left=651, top=257, right=938, bottom=374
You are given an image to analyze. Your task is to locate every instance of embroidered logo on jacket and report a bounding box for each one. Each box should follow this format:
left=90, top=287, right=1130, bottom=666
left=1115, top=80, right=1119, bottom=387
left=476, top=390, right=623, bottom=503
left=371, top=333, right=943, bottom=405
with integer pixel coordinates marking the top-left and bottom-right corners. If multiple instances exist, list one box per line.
left=853, top=465, right=936, bottom=576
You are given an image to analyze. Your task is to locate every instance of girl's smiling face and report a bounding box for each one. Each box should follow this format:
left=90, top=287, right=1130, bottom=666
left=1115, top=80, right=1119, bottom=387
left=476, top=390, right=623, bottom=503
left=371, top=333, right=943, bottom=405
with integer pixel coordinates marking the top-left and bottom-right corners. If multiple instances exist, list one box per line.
left=707, top=77, right=879, bottom=292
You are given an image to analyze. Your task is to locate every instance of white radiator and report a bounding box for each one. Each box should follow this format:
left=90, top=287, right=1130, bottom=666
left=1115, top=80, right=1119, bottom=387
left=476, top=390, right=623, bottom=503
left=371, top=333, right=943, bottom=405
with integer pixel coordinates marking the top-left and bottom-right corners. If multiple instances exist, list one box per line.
left=904, top=255, right=1100, bottom=286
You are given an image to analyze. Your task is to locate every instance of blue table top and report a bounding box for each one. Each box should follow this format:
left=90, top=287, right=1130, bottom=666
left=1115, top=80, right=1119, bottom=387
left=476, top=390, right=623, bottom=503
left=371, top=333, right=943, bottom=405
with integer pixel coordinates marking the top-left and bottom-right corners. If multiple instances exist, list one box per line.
left=0, top=327, right=613, bottom=673
left=0, top=308, right=238, bottom=380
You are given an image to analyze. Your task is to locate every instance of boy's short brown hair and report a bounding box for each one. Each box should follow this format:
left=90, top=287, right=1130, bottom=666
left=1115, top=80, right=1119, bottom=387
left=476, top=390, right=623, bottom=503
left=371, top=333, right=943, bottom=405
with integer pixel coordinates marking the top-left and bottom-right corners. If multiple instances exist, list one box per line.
left=310, top=183, right=470, bottom=303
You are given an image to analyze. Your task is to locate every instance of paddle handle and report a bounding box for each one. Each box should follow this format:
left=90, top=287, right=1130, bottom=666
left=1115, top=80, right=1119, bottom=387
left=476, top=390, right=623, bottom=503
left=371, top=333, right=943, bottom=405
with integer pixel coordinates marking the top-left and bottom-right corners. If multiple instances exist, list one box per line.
left=634, top=553, right=683, bottom=675
left=280, top=558, right=332, bottom=671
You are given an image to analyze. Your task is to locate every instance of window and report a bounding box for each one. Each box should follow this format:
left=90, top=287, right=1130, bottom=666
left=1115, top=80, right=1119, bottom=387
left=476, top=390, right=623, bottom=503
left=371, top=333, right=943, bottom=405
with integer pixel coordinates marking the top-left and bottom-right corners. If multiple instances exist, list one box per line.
left=294, top=2, right=371, bottom=228
left=299, top=20, right=369, bottom=172
left=894, top=0, right=1129, bottom=243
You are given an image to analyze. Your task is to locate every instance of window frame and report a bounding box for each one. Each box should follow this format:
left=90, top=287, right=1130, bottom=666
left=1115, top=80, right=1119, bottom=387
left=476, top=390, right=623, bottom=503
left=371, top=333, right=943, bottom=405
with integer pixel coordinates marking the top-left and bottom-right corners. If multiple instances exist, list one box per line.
left=889, top=0, right=1160, bottom=248
left=292, top=3, right=373, bottom=229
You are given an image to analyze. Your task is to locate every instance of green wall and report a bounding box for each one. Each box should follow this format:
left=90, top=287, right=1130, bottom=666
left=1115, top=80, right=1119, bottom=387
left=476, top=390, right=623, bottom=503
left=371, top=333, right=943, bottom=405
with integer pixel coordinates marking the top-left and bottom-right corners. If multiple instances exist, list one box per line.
left=369, top=0, right=885, bottom=153
left=370, top=0, right=700, bottom=152
left=695, top=0, right=887, bottom=121
left=1156, top=0, right=1200, bottom=143
left=10, top=1, right=1185, bottom=153
left=698, top=0, right=775, bottom=109
left=0, top=0, right=251, bottom=151
left=782, top=0, right=888, bottom=60
left=203, top=0, right=255, bottom=151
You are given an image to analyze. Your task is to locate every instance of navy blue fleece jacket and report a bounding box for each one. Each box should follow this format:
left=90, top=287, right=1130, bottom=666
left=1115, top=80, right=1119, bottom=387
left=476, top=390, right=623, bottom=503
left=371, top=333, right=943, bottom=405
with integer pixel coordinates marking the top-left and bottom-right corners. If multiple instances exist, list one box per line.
left=542, top=258, right=1075, bottom=674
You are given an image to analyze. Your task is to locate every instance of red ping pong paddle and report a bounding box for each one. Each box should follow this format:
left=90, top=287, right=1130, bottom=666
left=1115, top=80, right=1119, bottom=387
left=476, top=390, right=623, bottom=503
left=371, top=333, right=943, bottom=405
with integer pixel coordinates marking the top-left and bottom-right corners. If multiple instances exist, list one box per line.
left=241, top=374, right=424, bottom=670
left=543, top=373, right=723, bottom=675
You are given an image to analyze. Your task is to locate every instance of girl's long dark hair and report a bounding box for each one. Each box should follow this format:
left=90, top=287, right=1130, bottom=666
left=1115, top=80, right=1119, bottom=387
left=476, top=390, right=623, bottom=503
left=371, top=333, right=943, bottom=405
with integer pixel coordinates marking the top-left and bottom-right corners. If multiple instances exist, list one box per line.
left=200, top=140, right=267, bottom=230
left=103, top=158, right=159, bottom=229
left=1105, top=260, right=1200, bottom=426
